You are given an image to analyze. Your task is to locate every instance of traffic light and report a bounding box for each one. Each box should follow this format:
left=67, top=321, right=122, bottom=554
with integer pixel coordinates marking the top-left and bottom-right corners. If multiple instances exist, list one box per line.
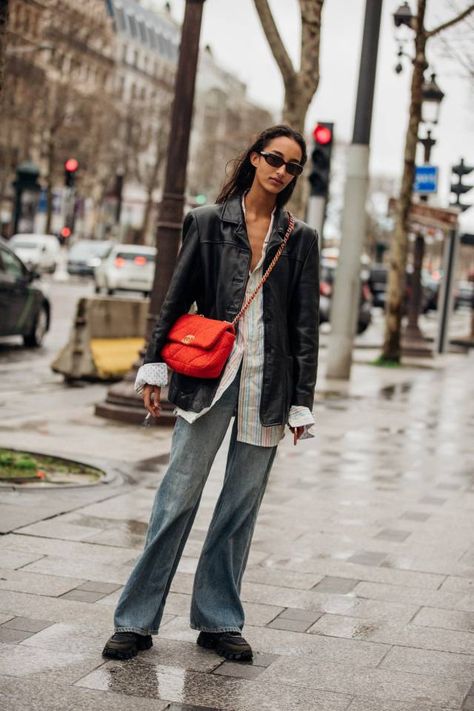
left=309, top=122, right=334, bottom=198
left=450, top=158, right=472, bottom=212
left=64, top=158, right=79, bottom=188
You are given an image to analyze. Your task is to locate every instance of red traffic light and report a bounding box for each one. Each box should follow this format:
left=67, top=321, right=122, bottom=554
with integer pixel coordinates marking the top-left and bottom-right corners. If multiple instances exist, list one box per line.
left=60, top=227, right=72, bottom=238
left=64, top=158, right=79, bottom=172
left=313, top=124, right=332, bottom=145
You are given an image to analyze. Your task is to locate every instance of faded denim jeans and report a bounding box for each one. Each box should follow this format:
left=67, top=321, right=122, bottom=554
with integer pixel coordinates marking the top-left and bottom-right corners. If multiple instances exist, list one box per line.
left=114, top=373, right=277, bottom=635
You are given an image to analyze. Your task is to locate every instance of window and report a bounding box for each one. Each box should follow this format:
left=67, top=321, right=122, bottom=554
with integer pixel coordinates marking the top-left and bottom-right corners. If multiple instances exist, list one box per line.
left=115, top=8, right=126, bottom=31
left=138, top=21, right=147, bottom=43
left=128, top=14, right=138, bottom=38
left=0, top=247, right=25, bottom=281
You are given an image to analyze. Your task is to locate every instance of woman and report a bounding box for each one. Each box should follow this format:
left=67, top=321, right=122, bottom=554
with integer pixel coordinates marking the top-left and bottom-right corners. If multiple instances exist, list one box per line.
left=103, top=125, right=319, bottom=662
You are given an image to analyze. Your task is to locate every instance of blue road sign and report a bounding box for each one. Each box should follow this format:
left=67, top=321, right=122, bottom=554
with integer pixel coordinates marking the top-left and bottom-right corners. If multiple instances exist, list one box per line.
left=414, top=165, right=438, bottom=194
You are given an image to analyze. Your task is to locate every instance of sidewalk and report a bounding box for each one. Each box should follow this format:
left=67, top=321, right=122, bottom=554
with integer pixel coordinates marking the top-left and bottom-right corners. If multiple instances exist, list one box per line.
left=0, top=345, right=473, bottom=710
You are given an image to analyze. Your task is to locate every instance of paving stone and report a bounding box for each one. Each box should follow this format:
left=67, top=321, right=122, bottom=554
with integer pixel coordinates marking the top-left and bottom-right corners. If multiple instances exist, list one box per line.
left=74, top=581, right=122, bottom=594
left=0, top=568, right=84, bottom=597
left=347, top=699, right=447, bottom=711
left=266, top=617, right=315, bottom=632
left=374, top=529, right=411, bottom=542
left=463, top=697, right=474, bottom=711
left=346, top=551, right=388, bottom=566
left=277, top=607, right=324, bottom=622
left=0, top=613, right=14, bottom=625
left=400, top=511, right=431, bottom=522
left=313, top=576, right=359, bottom=594
left=251, top=652, right=279, bottom=667
left=413, top=606, right=474, bottom=632
left=16, top=520, right=103, bottom=541
left=213, top=661, right=264, bottom=680
left=418, top=497, right=447, bottom=506
left=60, top=590, right=107, bottom=603
left=0, top=675, right=170, bottom=711
left=0, top=641, right=106, bottom=685
left=0, top=549, right=44, bottom=570
left=440, top=576, right=474, bottom=593
left=259, top=656, right=472, bottom=707
left=309, top=613, right=474, bottom=654
left=2, top=617, right=53, bottom=633
left=0, top=627, right=35, bottom=643
left=380, top=645, right=474, bottom=678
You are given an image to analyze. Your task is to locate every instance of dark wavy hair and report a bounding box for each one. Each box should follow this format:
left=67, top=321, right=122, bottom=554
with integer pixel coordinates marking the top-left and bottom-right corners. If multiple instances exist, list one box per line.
left=216, top=125, right=307, bottom=208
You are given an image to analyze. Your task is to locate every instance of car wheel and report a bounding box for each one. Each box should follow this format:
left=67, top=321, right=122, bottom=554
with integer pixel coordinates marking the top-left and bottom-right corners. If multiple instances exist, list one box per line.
left=143, top=291, right=150, bottom=298
left=107, top=288, right=115, bottom=296
left=94, top=284, right=101, bottom=294
left=23, top=305, right=48, bottom=348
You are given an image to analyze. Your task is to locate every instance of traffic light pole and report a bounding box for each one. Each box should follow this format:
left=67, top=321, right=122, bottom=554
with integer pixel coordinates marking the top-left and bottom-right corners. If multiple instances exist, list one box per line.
left=326, top=0, right=383, bottom=380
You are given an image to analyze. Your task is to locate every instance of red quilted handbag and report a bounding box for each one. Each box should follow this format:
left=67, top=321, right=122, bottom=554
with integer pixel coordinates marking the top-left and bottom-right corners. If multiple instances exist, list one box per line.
left=161, top=213, right=295, bottom=379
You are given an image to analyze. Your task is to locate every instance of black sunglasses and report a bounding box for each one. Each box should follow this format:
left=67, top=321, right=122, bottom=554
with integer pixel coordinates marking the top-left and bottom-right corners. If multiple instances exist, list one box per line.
left=259, top=151, right=303, bottom=177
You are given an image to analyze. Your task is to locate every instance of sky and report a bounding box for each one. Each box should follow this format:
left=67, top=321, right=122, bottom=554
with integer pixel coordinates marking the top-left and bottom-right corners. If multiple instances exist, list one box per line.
left=158, top=0, right=474, bottom=230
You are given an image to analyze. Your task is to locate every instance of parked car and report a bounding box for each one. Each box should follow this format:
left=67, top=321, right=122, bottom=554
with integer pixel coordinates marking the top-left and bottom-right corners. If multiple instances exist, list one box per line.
left=319, top=258, right=373, bottom=334
left=67, top=239, right=113, bottom=276
left=0, top=237, right=50, bottom=347
left=368, top=264, right=435, bottom=313
left=94, top=244, right=156, bottom=296
left=9, top=233, right=60, bottom=274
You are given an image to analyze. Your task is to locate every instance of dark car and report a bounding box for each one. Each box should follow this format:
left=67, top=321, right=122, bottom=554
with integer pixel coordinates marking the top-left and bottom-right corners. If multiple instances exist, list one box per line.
left=67, top=239, right=112, bottom=276
left=368, top=264, right=434, bottom=313
left=319, top=259, right=373, bottom=334
left=0, top=237, right=50, bottom=347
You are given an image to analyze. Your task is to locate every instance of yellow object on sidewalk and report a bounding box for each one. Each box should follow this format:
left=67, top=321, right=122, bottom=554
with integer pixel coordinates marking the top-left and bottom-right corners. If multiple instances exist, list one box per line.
left=89, top=338, right=145, bottom=378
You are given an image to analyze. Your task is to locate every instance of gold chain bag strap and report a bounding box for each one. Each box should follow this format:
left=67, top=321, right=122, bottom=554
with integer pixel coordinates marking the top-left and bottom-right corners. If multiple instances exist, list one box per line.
left=231, top=212, right=295, bottom=327
left=161, top=212, right=295, bottom=379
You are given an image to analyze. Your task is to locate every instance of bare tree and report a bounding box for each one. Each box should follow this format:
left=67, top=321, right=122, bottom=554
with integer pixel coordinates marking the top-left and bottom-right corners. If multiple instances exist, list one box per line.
left=381, top=0, right=474, bottom=363
left=253, top=0, right=323, bottom=216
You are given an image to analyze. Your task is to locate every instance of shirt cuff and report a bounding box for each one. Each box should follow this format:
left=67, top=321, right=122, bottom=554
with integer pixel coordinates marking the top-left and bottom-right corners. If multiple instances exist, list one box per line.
left=288, top=405, right=315, bottom=440
left=135, top=362, right=168, bottom=395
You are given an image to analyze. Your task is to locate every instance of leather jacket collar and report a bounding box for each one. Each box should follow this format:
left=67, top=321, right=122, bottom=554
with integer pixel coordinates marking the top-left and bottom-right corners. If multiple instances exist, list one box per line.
left=219, top=194, right=288, bottom=252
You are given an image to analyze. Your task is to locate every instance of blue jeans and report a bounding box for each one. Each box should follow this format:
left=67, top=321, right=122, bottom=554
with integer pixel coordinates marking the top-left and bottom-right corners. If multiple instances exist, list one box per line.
left=114, top=374, right=277, bottom=635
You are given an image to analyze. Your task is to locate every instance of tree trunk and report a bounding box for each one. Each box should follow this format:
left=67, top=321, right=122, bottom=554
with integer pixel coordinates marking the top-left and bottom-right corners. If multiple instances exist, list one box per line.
left=0, top=0, right=8, bottom=97
left=381, top=0, right=427, bottom=362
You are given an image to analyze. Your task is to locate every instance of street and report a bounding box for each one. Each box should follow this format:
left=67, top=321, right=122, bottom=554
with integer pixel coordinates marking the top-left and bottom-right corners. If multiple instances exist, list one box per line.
left=0, top=276, right=473, bottom=711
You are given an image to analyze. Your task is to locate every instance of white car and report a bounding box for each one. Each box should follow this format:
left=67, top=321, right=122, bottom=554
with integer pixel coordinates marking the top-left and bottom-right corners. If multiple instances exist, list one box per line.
left=94, top=244, right=156, bottom=296
left=9, top=233, right=61, bottom=274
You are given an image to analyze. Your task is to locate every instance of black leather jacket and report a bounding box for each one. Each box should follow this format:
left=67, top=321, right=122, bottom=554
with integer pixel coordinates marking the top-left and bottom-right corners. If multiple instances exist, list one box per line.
left=145, top=195, right=320, bottom=426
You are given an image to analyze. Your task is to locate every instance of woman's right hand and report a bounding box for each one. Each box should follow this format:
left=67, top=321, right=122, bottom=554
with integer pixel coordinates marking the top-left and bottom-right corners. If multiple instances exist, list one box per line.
left=143, top=384, right=161, bottom=418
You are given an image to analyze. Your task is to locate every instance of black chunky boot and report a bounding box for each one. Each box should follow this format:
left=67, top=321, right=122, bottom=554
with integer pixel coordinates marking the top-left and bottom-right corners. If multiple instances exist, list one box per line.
left=197, top=631, right=252, bottom=661
left=102, top=632, right=153, bottom=660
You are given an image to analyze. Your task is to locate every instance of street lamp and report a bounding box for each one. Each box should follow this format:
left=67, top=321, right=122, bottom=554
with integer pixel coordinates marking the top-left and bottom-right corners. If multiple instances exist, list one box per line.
left=421, top=73, right=445, bottom=125
left=393, top=2, right=413, bottom=28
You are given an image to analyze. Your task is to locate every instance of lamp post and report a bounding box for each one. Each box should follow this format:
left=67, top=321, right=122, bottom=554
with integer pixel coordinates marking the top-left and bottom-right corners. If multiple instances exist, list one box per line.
left=95, top=0, right=206, bottom=423
left=402, top=71, right=444, bottom=356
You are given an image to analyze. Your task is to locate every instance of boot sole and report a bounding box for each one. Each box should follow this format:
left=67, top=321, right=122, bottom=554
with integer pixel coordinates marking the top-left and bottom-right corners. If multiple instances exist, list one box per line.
left=197, top=634, right=252, bottom=662
left=102, top=636, right=152, bottom=660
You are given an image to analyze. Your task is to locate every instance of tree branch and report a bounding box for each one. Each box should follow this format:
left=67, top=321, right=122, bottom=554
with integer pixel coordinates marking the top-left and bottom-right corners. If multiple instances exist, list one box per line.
left=299, top=0, right=324, bottom=103
left=253, top=0, right=295, bottom=85
left=427, top=3, right=474, bottom=38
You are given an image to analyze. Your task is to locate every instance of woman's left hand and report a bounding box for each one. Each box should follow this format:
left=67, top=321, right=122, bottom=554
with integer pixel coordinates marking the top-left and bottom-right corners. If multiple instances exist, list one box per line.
left=290, top=426, right=305, bottom=445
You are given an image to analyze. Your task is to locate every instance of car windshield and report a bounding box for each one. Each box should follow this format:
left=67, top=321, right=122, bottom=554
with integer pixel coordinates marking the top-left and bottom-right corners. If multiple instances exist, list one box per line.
left=69, top=241, right=111, bottom=258
left=11, top=241, right=38, bottom=250
left=116, top=251, right=155, bottom=262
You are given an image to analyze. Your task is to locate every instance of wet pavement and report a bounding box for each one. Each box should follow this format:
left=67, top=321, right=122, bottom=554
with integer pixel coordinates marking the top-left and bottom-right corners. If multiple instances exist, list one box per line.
left=0, top=281, right=473, bottom=710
